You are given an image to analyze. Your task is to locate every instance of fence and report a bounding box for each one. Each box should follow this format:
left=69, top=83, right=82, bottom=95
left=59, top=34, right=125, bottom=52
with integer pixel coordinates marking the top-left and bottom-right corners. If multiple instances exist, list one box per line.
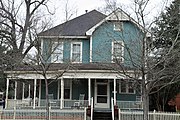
left=0, top=109, right=86, bottom=120
left=119, top=110, right=180, bottom=120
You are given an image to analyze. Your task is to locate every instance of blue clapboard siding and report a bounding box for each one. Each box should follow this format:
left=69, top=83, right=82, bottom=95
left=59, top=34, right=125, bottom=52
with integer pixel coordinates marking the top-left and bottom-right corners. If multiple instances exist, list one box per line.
left=92, top=21, right=143, bottom=67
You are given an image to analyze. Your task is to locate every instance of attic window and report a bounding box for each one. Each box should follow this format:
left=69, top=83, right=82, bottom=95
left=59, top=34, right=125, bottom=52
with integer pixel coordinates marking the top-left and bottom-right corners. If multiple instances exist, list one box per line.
left=114, top=22, right=123, bottom=31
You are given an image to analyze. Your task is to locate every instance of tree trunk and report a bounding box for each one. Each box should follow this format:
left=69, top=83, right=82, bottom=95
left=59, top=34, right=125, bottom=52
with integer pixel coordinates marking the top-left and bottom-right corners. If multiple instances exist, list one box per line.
left=143, top=90, right=149, bottom=120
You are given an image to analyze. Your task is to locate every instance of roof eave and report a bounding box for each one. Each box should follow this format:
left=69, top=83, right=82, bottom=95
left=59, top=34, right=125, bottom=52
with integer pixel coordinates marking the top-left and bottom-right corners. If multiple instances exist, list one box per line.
left=38, top=35, right=88, bottom=39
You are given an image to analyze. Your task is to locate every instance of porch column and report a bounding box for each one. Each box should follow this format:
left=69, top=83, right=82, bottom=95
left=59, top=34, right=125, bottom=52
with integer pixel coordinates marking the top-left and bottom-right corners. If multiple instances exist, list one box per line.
left=88, top=78, right=91, bottom=106
left=14, top=81, right=17, bottom=100
left=60, top=78, right=64, bottom=109
left=28, top=84, right=31, bottom=98
left=38, top=79, right=41, bottom=106
left=5, top=78, right=9, bottom=109
left=57, top=80, right=60, bottom=100
left=33, top=79, right=37, bottom=109
left=113, top=79, right=117, bottom=105
left=22, top=83, right=25, bottom=100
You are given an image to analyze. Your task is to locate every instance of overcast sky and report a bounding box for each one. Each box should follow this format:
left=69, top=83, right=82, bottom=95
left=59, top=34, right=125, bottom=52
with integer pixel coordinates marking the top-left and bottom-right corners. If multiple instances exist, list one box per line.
left=48, top=0, right=172, bottom=25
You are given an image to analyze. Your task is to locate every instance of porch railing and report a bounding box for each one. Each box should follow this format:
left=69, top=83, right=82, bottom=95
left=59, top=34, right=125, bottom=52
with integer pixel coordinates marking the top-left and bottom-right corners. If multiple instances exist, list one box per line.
left=6, top=99, right=89, bottom=109
left=117, top=101, right=143, bottom=110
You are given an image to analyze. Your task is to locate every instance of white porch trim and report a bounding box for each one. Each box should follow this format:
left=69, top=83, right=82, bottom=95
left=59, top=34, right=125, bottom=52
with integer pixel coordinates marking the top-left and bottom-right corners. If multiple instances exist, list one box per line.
left=33, top=79, right=37, bottom=109
left=113, top=79, right=117, bottom=105
left=88, top=78, right=91, bottom=106
left=14, top=81, right=17, bottom=100
left=60, top=78, right=64, bottom=109
left=5, top=78, right=9, bottom=109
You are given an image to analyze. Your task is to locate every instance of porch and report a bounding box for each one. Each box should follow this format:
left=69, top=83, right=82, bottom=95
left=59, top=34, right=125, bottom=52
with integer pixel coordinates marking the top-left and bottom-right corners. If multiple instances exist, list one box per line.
left=5, top=78, right=142, bottom=110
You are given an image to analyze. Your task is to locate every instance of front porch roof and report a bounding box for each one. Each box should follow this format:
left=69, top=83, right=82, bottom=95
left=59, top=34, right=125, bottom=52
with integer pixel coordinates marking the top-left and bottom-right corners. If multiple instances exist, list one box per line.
left=5, top=63, right=137, bottom=79
left=5, top=63, right=136, bottom=72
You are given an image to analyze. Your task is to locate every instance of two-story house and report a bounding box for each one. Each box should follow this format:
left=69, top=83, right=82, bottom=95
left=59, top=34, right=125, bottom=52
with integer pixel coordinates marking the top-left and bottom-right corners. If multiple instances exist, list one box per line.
left=5, top=9, right=146, bottom=113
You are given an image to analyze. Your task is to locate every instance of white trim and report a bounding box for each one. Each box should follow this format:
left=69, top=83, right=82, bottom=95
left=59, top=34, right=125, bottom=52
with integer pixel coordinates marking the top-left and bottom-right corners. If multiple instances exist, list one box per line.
left=14, top=81, right=17, bottom=100
left=38, top=36, right=88, bottom=39
left=90, top=36, right=92, bottom=62
left=41, top=38, right=44, bottom=55
left=33, top=79, right=37, bottom=109
left=70, top=42, right=82, bottom=63
left=88, top=78, right=91, bottom=105
left=113, top=79, right=117, bottom=105
left=60, top=78, right=64, bottom=109
left=28, top=84, right=31, bottom=98
left=5, top=78, right=9, bottom=109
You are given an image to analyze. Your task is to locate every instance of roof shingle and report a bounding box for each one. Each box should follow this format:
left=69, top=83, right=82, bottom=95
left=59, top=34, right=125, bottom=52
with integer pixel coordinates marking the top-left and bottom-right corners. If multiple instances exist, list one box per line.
left=39, top=10, right=106, bottom=37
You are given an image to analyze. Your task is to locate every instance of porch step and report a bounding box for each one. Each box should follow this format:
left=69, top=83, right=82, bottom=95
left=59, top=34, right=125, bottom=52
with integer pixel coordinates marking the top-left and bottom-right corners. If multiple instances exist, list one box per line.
left=93, top=110, right=112, bottom=120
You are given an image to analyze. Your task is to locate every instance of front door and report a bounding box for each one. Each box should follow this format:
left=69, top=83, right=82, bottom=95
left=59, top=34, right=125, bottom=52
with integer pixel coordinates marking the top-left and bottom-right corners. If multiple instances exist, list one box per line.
left=95, top=79, right=109, bottom=108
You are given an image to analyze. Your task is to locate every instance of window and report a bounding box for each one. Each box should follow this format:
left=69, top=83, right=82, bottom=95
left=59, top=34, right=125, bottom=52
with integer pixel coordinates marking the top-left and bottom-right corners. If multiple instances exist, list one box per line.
left=71, top=42, right=82, bottom=63
left=112, top=41, right=124, bottom=63
left=119, top=79, right=135, bottom=94
left=64, top=80, right=71, bottom=99
left=51, top=42, right=63, bottom=63
left=114, top=22, right=123, bottom=31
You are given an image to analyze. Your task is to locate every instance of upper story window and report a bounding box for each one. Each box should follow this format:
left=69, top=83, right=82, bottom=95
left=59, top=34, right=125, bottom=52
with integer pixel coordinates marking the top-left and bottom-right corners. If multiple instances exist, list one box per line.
left=119, top=79, right=135, bottom=94
left=112, top=41, right=124, bottom=63
left=51, top=41, right=63, bottom=63
left=71, top=42, right=82, bottom=63
left=114, top=22, right=123, bottom=31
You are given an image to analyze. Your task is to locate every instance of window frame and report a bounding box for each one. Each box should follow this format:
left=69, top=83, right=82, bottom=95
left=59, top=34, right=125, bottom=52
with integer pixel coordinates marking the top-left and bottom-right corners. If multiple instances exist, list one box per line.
left=112, top=41, right=124, bottom=63
left=51, top=41, right=63, bottom=63
left=119, top=79, right=135, bottom=94
left=71, top=42, right=82, bottom=63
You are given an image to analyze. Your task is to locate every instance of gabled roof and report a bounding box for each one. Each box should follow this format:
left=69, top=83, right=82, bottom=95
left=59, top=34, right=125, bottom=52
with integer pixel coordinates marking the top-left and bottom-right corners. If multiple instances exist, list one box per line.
left=86, top=8, right=147, bottom=36
left=39, top=10, right=106, bottom=37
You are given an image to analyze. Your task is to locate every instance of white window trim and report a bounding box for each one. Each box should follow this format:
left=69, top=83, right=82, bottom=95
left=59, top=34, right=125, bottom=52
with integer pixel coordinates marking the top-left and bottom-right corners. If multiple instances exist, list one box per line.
left=111, top=40, right=124, bottom=63
left=114, top=22, right=123, bottom=31
left=71, top=42, right=82, bottom=63
left=51, top=41, right=63, bottom=63
left=119, top=79, right=135, bottom=94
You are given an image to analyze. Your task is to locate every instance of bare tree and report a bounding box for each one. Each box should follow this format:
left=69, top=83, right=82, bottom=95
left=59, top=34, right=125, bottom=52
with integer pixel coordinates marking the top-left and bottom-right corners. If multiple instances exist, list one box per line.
left=22, top=37, right=72, bottom=120
left=0, top=0, right=53, bottom=66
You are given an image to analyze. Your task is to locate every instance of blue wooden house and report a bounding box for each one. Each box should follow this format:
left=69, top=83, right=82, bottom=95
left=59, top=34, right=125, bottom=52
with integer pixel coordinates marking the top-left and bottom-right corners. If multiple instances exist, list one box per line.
left=5, top=9, right=146, bottom=113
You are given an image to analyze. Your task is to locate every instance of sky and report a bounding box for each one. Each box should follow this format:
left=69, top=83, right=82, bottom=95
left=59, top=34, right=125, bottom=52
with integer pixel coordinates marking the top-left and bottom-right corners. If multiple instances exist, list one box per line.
left=49, top=0, right=173, bottom=26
